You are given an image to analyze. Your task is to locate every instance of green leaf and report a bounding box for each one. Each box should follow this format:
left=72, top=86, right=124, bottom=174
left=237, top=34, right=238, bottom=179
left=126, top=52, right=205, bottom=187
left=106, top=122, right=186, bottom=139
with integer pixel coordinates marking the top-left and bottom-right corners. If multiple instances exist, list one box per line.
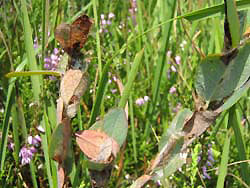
left=5, top=71, right=61, bottom=78
left=21, top=0, right=41, bottom=101
left=152, top=137, right=186, bottom=179
left=181, top=0, right=250, bottom=22
left=91, top=108, right=128, bottom=147
left=216, top=133, right=231, bottom=188
left=195, top=55, right=227, bottom=101
left=159, top=108, right=192, bottom=151
left=195, top=42, right=250, bottom=102
left=49, top=124, right=64, bottom=161
left=229, top=107, right=250, bottom=184
left=219, top=79, right=250, bottom=112
left=119, top=49, right=144, bottom=108
left=227, top=0, right=241, bottom=47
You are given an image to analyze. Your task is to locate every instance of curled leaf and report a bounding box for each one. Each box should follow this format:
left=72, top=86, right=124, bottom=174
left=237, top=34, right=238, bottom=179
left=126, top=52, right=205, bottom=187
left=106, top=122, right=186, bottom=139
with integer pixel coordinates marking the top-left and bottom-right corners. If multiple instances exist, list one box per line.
left=75, top=130, right=119, bottom=163
left=55, top=15, right=92, bottom=56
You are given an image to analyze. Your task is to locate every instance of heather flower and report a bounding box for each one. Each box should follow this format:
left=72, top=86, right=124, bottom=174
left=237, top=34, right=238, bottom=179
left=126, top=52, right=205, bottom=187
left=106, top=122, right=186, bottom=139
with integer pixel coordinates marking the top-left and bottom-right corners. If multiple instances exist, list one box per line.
left=19, top=146, right=35, bottom=165
left=198, top=144, right=215, bottom=179
left=169, top=86, right=176, bottom=94
left=44, top=48, right=63, bottom=72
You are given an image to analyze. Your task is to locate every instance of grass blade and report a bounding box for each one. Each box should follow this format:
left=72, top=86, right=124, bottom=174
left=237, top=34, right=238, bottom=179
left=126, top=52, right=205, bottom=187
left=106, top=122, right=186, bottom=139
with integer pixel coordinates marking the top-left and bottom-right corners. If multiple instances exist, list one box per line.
left=229, top=106, right=250, bottom=185
left=119, top=49, right=144, bottom=108
left=216, top=132, right=231, bottom=188
left=21, top=0, right=41, bottom=101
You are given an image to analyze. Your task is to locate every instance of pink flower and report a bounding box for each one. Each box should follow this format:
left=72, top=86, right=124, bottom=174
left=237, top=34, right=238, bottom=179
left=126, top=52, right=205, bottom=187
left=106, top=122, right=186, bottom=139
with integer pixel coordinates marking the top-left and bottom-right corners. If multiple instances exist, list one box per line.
left=108, top=13, right=115, bottom=19
left=27, top=135, right=41, bottom=146
left=135, top=98, right=144, bottom=106
left=175, top=56, right=181, bottom=65
left=171, top=65, right=177, bottom=72
left=19, top=146, right=35, bottom=165
left=169, top=86, right=176, bottom=94
left=8, top=142, right=14, bottom=151
left=167, top=50, right=172, bottom=57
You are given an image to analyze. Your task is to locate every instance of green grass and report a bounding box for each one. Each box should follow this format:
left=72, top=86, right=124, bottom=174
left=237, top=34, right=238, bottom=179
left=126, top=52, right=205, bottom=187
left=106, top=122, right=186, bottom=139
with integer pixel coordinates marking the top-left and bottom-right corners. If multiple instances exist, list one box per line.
left=0, top=0, right=250, bottom=187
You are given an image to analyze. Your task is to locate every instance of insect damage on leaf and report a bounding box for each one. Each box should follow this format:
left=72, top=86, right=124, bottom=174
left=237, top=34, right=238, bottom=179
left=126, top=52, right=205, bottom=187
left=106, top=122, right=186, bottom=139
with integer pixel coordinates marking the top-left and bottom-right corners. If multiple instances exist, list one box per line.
left=55, top=15, right=93, bottom=56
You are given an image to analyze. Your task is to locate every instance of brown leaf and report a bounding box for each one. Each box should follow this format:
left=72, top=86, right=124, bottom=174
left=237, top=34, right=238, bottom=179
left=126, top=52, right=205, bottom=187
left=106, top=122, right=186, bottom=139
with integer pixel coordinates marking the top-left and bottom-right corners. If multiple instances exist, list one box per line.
left=131, top=175, right=152, bottom=188
left=55, top=15, right=92, bottom=55
left=56, top=97, right=64, bottom=124
left=57, top=165, right=65, bottom=188
left=75, top=130, right=119, bottom=163
left=60, top=69, right=88, bottom=114
left=182, top=110, right=219, bottom=150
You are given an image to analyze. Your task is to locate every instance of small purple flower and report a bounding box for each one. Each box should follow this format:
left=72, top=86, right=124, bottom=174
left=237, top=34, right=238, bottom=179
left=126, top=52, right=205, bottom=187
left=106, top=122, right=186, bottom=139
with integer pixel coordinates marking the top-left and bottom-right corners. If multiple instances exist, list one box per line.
left=101, top=19, right=107, bottom=25
left=197, top=155, right=201, bottom=163
left=172, top=103, right=182, bottom=113
left=28, top=135, right=41, bottom=146
left=44, top=63, right=50, bottom=69
left=100, top=14, right=105, bottom=20
left=111, top=89, right=117, bottom=94
left=167, top=50, right=172, bottom=57
left=19, top=146, right=35, bottom=165
left=206, top=161, right=212, bottom=167
left=53, top=48, right=59, bottom=55
left=136, top=98, right=144, bottom=106
left=170, top=65, right=177, bottom=72
left=44, top=57, right=51, bottom=63
left=175, top=56, right=181, bottom=65
left=8, top=142, right=14, bottom=151
left=169, top=86, right=176, bottom=94
left=33, top=37, right=38, bottom=49
left=108, top=13, right=115, bottom=19
left=107, top=20, right=112, bottom=25
left=202, top=166, right=211, bottom=179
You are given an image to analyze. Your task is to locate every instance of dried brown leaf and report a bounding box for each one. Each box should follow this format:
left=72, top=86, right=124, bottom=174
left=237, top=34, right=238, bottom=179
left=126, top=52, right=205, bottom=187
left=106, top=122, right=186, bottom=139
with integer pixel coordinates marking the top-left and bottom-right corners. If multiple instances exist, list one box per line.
left=75, top=130, right=119, bottom=163
left=55, top=15, right=92, bottom=55
left=131, top=175, right=152, bottom=188
left=60, top=69, right=88, bottom=108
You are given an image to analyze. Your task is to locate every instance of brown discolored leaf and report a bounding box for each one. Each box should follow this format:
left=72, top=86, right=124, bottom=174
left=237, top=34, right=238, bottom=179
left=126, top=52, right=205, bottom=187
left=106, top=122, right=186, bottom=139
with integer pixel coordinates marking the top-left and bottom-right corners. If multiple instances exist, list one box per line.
left=60, top=69, right=88, bottom=118
left=243, top=27, right=250, bottom=38
left=49, top=117, right=72, bottom=163
left=56, top=97, right=64, bottom=124
left=182, top=110, right=219, bottom=150
left=130, top=175, right=152, bottom=188
left=75, top=130, right=119, bottom=163
left=57, top=165, right=65, bottom=188
left=55, top=15, right=92, bottom=56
